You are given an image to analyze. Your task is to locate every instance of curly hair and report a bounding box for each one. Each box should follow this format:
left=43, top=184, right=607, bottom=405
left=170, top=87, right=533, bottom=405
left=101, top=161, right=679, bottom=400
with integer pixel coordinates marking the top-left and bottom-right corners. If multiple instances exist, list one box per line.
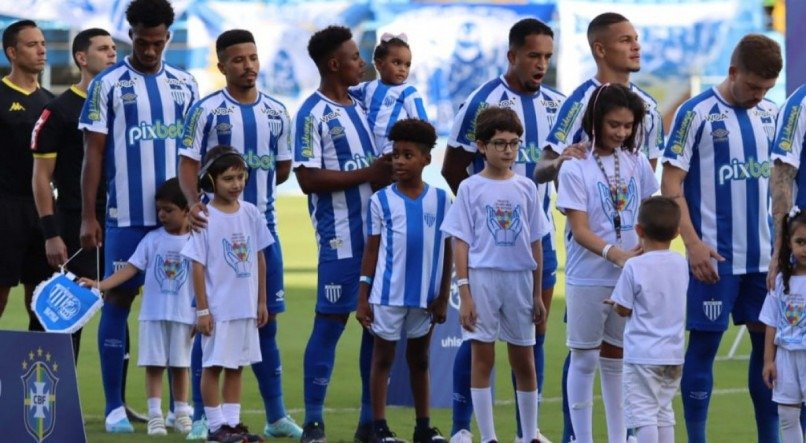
left=307, top=25, right=352, bottom=70
left=388, top=119, right=437, bottom=153
left=126, top=0, right=175, bottom=29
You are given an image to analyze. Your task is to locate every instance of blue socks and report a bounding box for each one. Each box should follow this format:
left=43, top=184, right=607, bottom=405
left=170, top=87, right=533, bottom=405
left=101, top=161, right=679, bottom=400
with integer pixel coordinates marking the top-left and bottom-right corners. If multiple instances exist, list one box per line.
left=512, top=334, right=545, bottom=438
left=253, top=320, right=287, bottom=423
left=303, top=315, right=346, bottom=425
left=748, top=330, right=779, bottom=443
left=451, top=340, right=473, bottom=435
left=98, top=303, right=129, bottom=416
left=359, top=328, right=374, bottom=426
left=191, top=334, right=204, bottom=421
left=681, top=330, right=722, bottom=443
left=561, top=351, right=575, bottom=443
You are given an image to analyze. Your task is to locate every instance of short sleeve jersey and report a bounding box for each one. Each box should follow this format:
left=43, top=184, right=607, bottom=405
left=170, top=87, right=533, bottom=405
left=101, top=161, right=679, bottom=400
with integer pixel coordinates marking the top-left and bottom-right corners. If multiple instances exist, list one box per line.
left=771, top=85, right=806, bottom=207
left=182, top=202, right=273, bottom=321
left=441, top=174, right=550, bottom=271
left=662, top=87, right=776, bottom=275
left=180, top=88, right=291, bottom=231
left=367, top=184, right=451, bottom=308
left=31, top=86, right=105, bottom=212
left=127, top=227, right=193, bottom=324
left=760, top=274, right=806, bottom=351
left=611, top=250, right=689, bottom=365
left=292, top=91, right=379, bottom=263
left=544, top=78, right=663, bottom=160
left=0, top=77, right=53, bottom=198
left=446, top=76, right=566, bottom=250
left=349, top=80, right=428, bottom=154
left=556, top=150, right=658, bottom=286
left=79, top=58, right=199, bottom=228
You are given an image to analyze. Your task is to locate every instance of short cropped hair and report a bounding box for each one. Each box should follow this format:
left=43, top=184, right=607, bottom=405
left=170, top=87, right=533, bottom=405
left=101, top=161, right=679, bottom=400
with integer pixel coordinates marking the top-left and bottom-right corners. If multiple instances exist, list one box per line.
left=216, top=29, right=255, bottom=61
left=155, top=177, right=188, bottom=210
left=474, top=107, right=524, bottom=143
left=730, top=34, right=782, bottom=79
left=126, top=0, right=175, bottom=29
left=509, top=18, right=553, bottom=50
left=637, top=196, right=680, bottom=242
left=2, top=19, right=37, bottom=57
left=586, top=12, right=628, bottom=47
left=388, top=119, right=438, bottom=153
left=308, top=25, right=352, bottom=71
left=72, top=28, right=111, bottom=69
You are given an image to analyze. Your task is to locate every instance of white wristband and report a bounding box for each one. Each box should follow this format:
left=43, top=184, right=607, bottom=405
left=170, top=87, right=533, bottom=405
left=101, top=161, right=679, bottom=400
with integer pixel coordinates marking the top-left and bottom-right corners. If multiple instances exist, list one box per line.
left=196, top=308, right=210, bottom=317
left=456, top=278, right=470, bottom=287
left=601, top=244, right=614, bottom=260
left=359, top=275, right=373, bottom=285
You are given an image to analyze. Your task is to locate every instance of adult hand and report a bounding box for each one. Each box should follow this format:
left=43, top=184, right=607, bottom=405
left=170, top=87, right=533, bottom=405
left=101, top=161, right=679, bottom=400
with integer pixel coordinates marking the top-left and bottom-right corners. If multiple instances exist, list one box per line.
left=428, top=297, right=448, bottom=324
left=45, top=236, right=68, bottom=268
left=80, top=216, right=103, bottom=249
left=356, top=298, right=373, bottom=329
left=687, top=240, right=724, bottom=284
left=189, top=201, right=208, bottom=231
left=559, top=141, right=589, bottom=162
left=369, top=154, right=393, bottom=190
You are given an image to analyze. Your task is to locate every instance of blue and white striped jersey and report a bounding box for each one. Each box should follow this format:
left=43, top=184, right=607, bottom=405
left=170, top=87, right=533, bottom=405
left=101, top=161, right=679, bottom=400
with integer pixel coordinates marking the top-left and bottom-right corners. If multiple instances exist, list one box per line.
left=544, top=78, right=664, bottom=160
left=79, top=57, right=199, bottom=228
left=447, top=75, right=565, bottom=250
left=179, top=88, right=292, bottom=231
left=772, top=85, right=806, bottom=208
left=367, top=184, right=451, bottom=308
left=663, top=87, right=777, bottom=275
left=292, top=91, right=380, bottom=262
left=349, top=80, right=428, bottom=154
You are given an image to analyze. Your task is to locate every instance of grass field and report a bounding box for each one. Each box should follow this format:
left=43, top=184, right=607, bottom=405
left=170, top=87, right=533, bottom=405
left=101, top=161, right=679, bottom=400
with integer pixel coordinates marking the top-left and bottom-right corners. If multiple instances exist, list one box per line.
left=0, top=195, right=760, bottom=442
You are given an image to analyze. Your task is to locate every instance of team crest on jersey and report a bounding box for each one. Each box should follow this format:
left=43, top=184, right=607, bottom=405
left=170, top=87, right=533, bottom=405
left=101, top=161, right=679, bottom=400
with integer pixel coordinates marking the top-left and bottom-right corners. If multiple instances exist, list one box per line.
left=324, top=283, right=342, bottom=303
left=267, top=116, right=283, bottom=137
left=597, top=177, right=638, bottom=231
left=703, top=300, right=722, bottom=322
left=223, top=234, right=251, bottom=278
left=763, top=125, right=776, bottom=143
left=486, top=201, right=522, bottom=246
left=383, top=95, right=396, bottom=107
left=21, top=347, right=59, bottom=442
left=155, top=253, right=189, bottom=295
left=168, top=81, right=187, bottom=105
left=424, top=212, right=436, bottom=227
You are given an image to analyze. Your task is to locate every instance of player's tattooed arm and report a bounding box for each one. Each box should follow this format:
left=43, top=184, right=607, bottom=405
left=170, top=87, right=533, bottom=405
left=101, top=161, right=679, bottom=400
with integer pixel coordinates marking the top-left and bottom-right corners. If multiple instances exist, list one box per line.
left=534, top=142, right=588, bottom=184
left=769, top=160, right=797, bottom=288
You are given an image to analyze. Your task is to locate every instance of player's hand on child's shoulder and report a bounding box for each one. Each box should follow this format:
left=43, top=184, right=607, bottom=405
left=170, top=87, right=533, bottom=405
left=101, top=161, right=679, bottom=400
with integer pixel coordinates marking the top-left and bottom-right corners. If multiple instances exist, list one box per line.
left=356, top=299, right=373, bottom=329
left=257, top=302, right=269, bottom=328
left=559, top=141, right=589, bottom=162
left=189, top=201, right=209, bottom=231
left=196, top=312, right=213, bottom=336
left=428, top=297, right=448, bottom=324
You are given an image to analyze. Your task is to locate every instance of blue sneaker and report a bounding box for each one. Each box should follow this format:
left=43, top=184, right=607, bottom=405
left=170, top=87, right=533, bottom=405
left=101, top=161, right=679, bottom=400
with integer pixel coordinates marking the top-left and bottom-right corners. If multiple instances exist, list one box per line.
left=264, top=415, right=303, bottom=439
left=105, top=416, right=134, bottom=433
left=186, top=418, right=208, bottom=440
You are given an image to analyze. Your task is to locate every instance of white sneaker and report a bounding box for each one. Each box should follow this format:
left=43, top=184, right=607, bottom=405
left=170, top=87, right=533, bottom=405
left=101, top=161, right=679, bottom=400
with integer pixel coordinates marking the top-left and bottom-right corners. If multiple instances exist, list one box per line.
left=450, top=429, right=473, bottom=443
left=536, top=430, right=553, bottom=443
left=626, top=436, right=637, bottom=443
left=148, top=415, right=168, bottom=436
left=166, top=411, right=175, bottom=427
left=174, top=414, right=193, bottom=434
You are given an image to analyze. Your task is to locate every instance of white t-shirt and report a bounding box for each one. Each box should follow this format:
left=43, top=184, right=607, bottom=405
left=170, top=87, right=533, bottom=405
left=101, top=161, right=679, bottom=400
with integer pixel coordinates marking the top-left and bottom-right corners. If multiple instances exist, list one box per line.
left=182, top=202, right=273, bottom=321
left=556, top=150, right=658, bottom=286
left=760, top=274, right=806, bottom=351
left=441, top=174, right=550, bottom=271
left=128, top=227, right=194, bottom=324
left=611, top=250, right=689, bottom=365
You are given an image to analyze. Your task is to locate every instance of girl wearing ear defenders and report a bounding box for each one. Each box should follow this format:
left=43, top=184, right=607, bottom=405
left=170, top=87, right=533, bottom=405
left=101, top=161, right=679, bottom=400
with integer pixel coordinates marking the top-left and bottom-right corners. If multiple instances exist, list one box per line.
left=181, top=145, right=272, bottom=442
left=555, top=84, right=658, bottom=443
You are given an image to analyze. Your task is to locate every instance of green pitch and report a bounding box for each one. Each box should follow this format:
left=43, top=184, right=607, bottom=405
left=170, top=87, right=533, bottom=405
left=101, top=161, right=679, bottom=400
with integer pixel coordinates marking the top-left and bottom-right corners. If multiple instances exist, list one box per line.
left=0, top=195, right=759, bottom=442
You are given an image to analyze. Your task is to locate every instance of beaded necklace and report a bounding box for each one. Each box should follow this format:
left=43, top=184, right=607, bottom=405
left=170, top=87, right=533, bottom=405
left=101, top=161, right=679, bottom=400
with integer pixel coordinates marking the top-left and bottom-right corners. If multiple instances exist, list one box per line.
left=592, top=148, right=625, bottom=242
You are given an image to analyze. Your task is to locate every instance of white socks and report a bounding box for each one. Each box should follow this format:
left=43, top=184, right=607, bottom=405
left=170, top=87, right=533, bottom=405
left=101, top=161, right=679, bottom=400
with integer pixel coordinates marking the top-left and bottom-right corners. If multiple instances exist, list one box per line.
left=471, top=387, right=497, bottom=443
left=222, top=403, right=241, bottom=427
left=516, top=390, right=539, bottom=442
left=567, top=349, right=598, bottom=443
left=599, top=357, right=625, bottom=443
left=147, top=397, right=162, bottom=418
left=174, top=401, right=192, bottom=418
left=779, top=405, right=804, bottom=443
left=205, top=405, right=224, bottom=432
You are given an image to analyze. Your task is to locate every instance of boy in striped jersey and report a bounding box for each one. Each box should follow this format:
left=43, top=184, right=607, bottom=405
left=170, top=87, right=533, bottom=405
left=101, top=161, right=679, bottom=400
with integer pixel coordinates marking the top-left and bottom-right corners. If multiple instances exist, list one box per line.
left=441, top=18, right=562, bottom=443
left=78, top=0, right=199, bottom=432
left=661, top=34, right=782, bottom=443
left=178, top=29, right=301, bottom=440
left=356, top=118, right=451, bottom=443
left=293, top=25, right=393, bottom=443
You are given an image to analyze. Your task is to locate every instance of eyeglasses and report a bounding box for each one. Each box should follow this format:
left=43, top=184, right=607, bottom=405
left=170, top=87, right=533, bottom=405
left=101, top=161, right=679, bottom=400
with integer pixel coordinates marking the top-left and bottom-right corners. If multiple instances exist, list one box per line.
left=487, top=139, right=522, bottom=152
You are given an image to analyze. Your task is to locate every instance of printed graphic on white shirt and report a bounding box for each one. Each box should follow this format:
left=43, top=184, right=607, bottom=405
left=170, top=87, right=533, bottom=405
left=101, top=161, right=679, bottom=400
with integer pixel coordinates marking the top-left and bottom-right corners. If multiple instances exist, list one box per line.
left=486, top=201, right=522, bottom=246
left=223, top=234, right=252, bottom=278
left=154, top=252, right=189, bottom=295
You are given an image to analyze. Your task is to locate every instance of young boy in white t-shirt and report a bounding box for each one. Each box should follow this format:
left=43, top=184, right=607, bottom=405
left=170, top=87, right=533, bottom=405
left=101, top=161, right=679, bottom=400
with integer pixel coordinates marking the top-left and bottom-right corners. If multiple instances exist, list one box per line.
left=181, top=145, right=272, bottom=443
left=608, top=196, right=688, bottom=443
left=80, top=178, right=194, bottom=436
left=441, top=107, right=550, bottom=443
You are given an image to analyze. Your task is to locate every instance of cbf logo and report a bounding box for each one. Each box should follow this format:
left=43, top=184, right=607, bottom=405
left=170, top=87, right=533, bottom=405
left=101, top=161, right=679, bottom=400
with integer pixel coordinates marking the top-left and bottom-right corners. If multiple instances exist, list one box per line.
left=21, top=347, right=59, bottom=443
left=703, top=300, right=722, bottom=322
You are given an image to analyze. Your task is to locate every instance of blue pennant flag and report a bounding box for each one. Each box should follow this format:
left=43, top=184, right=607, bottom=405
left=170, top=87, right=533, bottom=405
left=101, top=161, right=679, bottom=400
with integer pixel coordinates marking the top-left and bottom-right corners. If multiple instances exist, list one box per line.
left=31, top=272, right=103, bottom=334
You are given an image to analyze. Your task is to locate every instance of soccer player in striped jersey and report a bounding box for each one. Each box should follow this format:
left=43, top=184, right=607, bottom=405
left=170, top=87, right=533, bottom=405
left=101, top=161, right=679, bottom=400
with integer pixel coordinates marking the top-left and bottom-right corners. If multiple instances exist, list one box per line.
left=178, top=29, right=301, bottom=440
left=78, top=0, right=199, bottom=433
left=440, top=18, right=561, bottom=443
left=292, top=25, right=393, bottom=443
left=661, top=34, right=782, bottom=443
left=356, top=118, right=451, bottom=443
left=349, top=33, right=428, bottom=154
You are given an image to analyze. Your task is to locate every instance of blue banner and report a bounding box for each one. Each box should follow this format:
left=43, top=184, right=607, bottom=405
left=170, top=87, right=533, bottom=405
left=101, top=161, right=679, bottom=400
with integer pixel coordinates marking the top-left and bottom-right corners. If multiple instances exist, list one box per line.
left=31, top=273, right=103, bottom=334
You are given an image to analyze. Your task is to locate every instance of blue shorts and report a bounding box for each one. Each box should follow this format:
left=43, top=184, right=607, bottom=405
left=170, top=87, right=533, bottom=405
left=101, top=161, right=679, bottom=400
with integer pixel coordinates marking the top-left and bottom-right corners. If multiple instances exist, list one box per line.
left=541, top=235, right=557, bottom=290
left=264, top=238, right=285, bottom=314
left=687, top=272, right=766, bottom=331
left=316, top=257, right=361, bottom=314
left=104, top=226, right=150, bottom=290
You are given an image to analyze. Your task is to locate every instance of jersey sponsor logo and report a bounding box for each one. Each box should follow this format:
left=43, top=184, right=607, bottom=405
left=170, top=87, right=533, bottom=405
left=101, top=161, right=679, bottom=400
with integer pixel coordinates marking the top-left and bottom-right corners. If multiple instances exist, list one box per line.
left=30, top=109, right=51, bottom=151
left=299, top=115, right=316, bottom=159
left=329, top=125, right=345, bottom=139
left=343, top=153, right=378, bottom=171
left=463, top=102, right=488, bottom=143
left=274, top=289, right=285, bottom=303
left=211, top=106, right=234, bottom=116
left=259, top=104, right=284, bottom=117
left=121, top=92, right=138, bottom=104
left=703, top=299, right=722, bottom=322
left=87, top=81, right=104, bottom=121
left=777, top=106, right=802, bottom=152
left=540, top=99, right=561, bottom=109
left=21, top=346, right=59, bottom=442
left=516, top=143, right=542, bottom=164
left=485, top=201, right=522, bottom=246
left=223, top=234, right=252, bottom=277
left=704, top=111, right=728, bottom=122
left=9, top=101, right=25, bottom=111
left=127, top=120, right=185, bottom=146
left=552, top=101, right=583, bottom=143
left=324, top=283, right=342, bottom=303
left=753, top=109, right=775, bottom=119
left=498, top=98, right=516, bottom=108
left=668, top=110, right=696, bottom=156
left=182, top=108, right=204, bottom=147
left=711, top=128, right=730, bottom=143
left=717, top=157, right=770, bottom=185
left=328, top=237, right=343, bottom=250
left=320, top=109, right=341, bottom=124
left=154, top=253, right=189, bottom=295
left=243, top=151, right=276, bottom=171
left=214, top=122, right=232, bottom=134
left=115, top=79, right=137, bottom=88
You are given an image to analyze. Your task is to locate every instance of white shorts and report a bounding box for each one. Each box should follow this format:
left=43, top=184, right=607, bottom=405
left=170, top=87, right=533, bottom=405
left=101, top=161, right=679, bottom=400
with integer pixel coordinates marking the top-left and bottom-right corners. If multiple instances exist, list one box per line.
left=137, top=320, right=193, bottom=367
left=566, top=284, right=625, bottom=349
left=463, top=268, right=535, bottom=346
left=371, top=304, right=432, bottom=341
left=200, top=318, right=261, bottom=369
left=772, top=348, right=806, bottom=405
left=623, top=363, right=681, bottom=428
